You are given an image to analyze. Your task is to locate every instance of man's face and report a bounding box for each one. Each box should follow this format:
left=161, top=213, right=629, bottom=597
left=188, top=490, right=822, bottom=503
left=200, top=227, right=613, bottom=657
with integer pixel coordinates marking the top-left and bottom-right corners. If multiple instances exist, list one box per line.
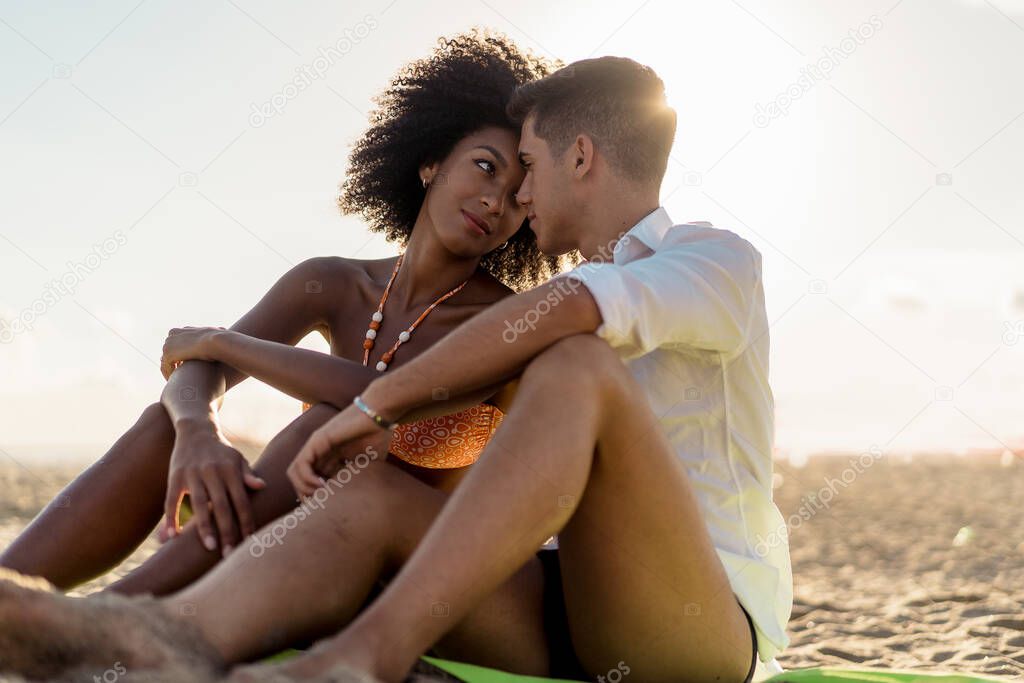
left=515, top=116, right=577, bottom=255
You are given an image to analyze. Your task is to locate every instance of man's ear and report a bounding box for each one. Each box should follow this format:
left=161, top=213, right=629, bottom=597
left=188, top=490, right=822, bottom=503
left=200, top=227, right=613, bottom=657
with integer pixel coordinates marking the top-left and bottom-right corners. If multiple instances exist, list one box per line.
left=571, top=134, right=595, bottom=179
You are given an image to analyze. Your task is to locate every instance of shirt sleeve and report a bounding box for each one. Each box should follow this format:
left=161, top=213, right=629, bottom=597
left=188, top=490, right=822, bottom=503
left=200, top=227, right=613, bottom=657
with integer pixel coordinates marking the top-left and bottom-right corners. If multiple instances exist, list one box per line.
left=558, top=233, right=761, bottom=359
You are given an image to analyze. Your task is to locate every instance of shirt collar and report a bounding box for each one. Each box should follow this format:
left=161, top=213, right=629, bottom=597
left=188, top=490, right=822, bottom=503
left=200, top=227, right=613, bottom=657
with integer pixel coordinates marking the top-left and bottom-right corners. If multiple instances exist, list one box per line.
left=611, top=206, right=674, bottom=264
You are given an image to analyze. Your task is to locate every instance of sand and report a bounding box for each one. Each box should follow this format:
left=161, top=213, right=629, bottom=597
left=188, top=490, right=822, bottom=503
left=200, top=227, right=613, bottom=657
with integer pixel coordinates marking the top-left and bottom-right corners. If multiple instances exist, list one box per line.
left=772, top=451, right=1023, bottom=678
left=0, top=450, right=1020, bottom=680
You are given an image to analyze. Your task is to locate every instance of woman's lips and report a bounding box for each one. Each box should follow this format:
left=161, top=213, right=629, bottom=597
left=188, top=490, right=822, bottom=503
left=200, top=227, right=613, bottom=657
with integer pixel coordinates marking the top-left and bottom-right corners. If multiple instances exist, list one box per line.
left=462, top=210, right=488, bottom=236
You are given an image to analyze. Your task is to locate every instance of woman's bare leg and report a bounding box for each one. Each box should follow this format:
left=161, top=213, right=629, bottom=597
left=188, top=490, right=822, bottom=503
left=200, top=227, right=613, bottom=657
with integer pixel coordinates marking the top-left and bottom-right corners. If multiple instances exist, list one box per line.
left=106, top=403, right=341, bottom=597
left=0, top=402, right=176, bottom=590
left=0, top=401, right=341, bottom=598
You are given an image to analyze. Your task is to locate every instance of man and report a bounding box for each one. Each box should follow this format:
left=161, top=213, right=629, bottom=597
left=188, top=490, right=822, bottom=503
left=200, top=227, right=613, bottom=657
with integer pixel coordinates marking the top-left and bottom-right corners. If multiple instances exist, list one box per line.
left=281, top=55, right=793, bottom=682
left=0, top=56, right=791, bottom=683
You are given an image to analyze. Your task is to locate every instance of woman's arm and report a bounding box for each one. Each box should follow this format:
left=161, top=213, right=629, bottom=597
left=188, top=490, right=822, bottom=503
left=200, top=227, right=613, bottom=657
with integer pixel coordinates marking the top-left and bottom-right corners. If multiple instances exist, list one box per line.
left=158, top=256, right=355, bottom=549
left=160, top=257, right=346, bottom=425
left=204, top=329, right=377, bottom=410
left=166, top=324, right=511, bottom=417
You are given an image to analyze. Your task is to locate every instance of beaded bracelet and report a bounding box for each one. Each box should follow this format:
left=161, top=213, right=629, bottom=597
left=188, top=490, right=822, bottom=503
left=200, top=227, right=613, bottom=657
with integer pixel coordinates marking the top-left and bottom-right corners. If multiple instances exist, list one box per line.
left=353, top=395, right=397, bottom=431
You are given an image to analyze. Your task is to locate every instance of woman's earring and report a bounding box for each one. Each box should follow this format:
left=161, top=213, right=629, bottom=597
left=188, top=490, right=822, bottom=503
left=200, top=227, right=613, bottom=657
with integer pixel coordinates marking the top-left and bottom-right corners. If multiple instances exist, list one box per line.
left=422, top=177, right=429, bottom=188
left=499, top=240, right=509, bottom=250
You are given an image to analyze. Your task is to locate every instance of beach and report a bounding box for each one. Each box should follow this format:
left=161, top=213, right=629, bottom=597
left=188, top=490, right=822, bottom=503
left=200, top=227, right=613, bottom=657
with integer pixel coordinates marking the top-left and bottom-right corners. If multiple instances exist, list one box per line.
left=773, top=451, right=1022, bottom=678
left=0, top=449, right=1020, bottom=679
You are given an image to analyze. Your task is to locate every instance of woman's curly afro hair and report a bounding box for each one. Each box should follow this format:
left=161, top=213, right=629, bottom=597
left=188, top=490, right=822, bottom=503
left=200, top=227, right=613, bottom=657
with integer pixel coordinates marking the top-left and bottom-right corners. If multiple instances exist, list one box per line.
left=338, top=28, right=581, bottom=291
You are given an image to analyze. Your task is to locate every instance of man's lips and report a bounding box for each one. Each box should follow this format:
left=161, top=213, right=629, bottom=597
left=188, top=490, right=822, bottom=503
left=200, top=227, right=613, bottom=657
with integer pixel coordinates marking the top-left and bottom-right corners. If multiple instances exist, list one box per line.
left=462, top=210, right=492, bottom=235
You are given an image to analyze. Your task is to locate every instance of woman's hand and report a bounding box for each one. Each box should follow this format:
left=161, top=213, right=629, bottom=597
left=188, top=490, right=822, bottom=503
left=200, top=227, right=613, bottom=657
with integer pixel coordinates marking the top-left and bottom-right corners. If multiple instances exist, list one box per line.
left=160, top=326, right=227, bottom=379
left=287, top=405, right=392, bottom=497
left=164, top=422, right=266, bottom=553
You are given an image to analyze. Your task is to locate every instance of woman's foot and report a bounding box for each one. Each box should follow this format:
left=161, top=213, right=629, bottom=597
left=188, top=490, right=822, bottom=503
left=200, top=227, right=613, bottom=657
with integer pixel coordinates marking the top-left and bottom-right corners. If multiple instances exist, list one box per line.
left=0, top=567, right=224, bottom=681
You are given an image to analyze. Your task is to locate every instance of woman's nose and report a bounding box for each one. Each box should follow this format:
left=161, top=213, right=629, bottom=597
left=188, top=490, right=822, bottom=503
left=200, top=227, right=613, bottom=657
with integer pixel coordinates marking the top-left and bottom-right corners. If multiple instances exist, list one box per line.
left=482, top=193, right=505, bottom=215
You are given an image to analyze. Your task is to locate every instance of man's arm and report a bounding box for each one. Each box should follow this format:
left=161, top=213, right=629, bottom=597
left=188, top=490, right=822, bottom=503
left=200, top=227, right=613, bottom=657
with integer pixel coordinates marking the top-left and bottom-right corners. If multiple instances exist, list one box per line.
left=361, top=278, right=603, bottom=423
left=289, top=234, right=761, bottom=495
left=361, top=231, right=760, bottom=423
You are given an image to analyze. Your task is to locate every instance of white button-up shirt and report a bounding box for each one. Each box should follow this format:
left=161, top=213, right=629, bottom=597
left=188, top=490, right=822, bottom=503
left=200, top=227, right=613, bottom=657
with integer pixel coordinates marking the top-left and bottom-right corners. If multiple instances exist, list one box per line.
left=553, top=206, right=793, bottom=665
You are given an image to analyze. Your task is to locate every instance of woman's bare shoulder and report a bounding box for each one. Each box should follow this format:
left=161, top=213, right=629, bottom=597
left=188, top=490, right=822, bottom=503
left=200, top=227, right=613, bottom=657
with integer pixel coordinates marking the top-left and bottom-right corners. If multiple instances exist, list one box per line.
left=301, top=255, right=396, bottom=288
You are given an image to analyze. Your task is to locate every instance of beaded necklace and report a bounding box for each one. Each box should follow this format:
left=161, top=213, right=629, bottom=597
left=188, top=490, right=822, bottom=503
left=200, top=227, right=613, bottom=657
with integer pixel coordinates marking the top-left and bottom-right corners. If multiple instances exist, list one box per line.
left=363, top=252, right=471, bottom=372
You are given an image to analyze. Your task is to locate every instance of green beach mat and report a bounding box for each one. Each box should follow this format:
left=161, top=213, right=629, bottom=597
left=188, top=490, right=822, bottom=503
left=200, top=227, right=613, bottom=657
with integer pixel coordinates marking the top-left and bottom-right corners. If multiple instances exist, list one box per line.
left=421, top=657, right=1006, bottom=683
left=757, top=668, right=1006, bottom=683
left=420, top=655, right=581, bottom=682
left=263, top=650, right=1005, bottom=683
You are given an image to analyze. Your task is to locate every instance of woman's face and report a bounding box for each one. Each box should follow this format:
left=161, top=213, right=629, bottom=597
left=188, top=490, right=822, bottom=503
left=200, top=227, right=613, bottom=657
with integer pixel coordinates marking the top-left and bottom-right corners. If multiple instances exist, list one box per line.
left=421, top=126, right=528, bottom=258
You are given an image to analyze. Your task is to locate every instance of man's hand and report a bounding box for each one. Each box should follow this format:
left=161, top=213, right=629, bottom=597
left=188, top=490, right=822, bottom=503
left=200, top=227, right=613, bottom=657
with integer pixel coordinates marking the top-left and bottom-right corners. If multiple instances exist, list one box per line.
left=311, top=429, right=392, bottom=487
left=164, top=422, right=266, bottom=553
left=160, top=326, right=226, bottom=380
left=288, top=405, right=389, bottom=497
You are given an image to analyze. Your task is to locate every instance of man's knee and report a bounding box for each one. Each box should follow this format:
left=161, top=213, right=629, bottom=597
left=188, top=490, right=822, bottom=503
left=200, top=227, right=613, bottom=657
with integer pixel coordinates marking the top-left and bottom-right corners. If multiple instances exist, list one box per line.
left=526, top=334, right=626, bottom=389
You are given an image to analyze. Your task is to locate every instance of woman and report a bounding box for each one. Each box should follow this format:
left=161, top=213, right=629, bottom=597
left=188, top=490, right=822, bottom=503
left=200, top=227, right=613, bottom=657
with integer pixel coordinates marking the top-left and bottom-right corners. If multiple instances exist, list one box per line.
left=0, top=33, right=595, bottom=680
left=0, top=29, right=571, bottom=599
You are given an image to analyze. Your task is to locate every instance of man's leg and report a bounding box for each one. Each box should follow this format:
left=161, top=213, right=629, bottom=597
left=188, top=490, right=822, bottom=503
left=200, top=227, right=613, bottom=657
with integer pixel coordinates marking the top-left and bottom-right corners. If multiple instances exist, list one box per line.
left=170, top=460, right=550, bottom=676
left=302, top=334, right=753, bottom=683
left=0, top=402, right=176, bottom=590
left=107, top=403, right=340, bottom=596
left=0, top=455, right=552, bottom=679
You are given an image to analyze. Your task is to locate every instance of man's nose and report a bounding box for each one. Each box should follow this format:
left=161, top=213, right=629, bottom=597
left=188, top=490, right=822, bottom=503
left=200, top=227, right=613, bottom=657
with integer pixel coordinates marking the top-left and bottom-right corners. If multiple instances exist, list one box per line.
left=515, top=183, right=531, bottom=206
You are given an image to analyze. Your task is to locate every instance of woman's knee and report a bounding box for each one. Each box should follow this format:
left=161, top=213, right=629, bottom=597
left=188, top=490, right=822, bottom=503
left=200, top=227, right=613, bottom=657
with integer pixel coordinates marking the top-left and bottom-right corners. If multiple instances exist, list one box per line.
left=96, top=402, right=174, bottom=469
left=255, top=403, right=340, bottom=470
left=137, top=402, right=174, bottom=436
left=268, top=403, right=339, bottom=447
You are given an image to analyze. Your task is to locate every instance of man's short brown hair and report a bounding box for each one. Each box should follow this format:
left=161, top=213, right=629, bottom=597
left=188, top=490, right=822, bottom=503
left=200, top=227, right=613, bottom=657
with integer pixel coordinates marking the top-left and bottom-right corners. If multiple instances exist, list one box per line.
left=507, top=56, right=677, bottom=186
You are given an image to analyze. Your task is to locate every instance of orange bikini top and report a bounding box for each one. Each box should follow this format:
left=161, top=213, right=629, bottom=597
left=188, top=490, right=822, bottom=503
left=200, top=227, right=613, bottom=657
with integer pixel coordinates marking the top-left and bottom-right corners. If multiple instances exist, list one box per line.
left=301, top=402, right=504, bottom=469
left=306, top=253, right=505, bottom=469
left=388, top=403, right=504, bottom=468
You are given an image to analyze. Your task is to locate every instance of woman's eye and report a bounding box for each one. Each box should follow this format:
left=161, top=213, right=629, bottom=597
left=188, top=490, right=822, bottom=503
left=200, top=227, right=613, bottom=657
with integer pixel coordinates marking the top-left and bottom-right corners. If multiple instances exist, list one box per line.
left=475, top=159, right=496, bottom=175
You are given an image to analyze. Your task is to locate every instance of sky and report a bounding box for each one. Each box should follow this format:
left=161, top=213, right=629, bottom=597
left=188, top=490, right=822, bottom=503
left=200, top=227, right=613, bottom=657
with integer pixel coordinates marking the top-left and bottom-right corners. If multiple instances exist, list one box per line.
left=1, top=0, right=1022, bottom=464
